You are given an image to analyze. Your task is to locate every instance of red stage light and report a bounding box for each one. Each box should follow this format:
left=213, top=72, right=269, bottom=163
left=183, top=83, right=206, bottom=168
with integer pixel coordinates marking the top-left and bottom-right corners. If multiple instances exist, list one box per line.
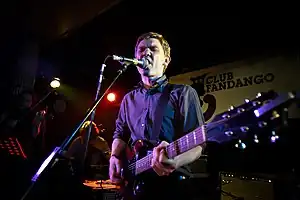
left=107, top=92, right=116, bottom=102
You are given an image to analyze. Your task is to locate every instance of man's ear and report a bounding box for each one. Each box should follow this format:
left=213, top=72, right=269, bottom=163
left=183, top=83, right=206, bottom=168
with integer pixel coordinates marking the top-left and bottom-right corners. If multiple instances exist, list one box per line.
left=164, top=56, right=171, bottom=67
left=163, top=57, right=171, bottom=72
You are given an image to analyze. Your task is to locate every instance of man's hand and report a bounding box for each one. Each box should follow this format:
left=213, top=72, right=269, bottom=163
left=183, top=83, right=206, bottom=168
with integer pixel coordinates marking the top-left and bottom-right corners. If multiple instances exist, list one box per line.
left=151, top=141, right=176, bottom=176
left=109, top=156, right=123, bottom=184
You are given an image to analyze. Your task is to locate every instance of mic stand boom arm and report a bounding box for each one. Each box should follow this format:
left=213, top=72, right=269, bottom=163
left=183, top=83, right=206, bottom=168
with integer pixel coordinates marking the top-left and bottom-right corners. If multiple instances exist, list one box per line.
left=61, top=61, right=130, bottom=151
left=20, top=57, right=130, bottom=200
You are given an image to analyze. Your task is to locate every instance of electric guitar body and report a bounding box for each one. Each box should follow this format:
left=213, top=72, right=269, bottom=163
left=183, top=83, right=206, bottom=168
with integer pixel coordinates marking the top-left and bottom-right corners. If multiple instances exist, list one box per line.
left=119, top=140, right=158, bottom=200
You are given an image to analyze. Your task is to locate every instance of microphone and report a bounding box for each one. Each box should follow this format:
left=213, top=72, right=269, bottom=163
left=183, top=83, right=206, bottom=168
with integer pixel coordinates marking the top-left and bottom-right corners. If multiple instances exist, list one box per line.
left=112, top=55, right=147, bottom=69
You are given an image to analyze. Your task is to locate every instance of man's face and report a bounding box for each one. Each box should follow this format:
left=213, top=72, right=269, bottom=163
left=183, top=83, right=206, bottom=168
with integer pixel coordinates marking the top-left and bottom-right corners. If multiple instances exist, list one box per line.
left=135, top=38, right=170, bottom=79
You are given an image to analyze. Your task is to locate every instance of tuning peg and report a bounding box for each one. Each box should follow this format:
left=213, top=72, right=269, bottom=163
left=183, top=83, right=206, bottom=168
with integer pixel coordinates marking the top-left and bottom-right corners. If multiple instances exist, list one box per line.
left=244, top=99, right=250, bottom=103
left=225, top=131, right=233, bottom=136
left=270, top=130, right=279, bottom=143
left=288, top=92, right=295, bottom=99
left=258, top=121, right=267, bottom=128
left=252, top=101, right=261, bottom=106
left=254, top=109, right=260, bottom=117
left=237, top=108, right=245, bottom=113
left=240, top=126, right=249, bottom=132
left=256, top=93, right=262, bottom=98
left=270, top=111, right=280, bottom=120
left=222, top=113, right=230, bottom=119
left=228, top=105, right=235, bottom=111
left=253, top=134, right=259, bottom=143
left=235, top=140, right=246, bottom=149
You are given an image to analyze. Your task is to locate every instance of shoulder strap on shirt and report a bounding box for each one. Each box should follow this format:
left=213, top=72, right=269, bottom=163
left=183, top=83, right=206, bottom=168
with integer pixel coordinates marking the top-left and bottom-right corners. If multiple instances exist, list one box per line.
left=150, top=83, right=173, bottom=142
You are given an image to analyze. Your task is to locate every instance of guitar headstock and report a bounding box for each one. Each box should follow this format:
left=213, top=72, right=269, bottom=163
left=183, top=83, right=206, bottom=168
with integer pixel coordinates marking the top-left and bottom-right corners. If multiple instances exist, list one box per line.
left=210, top=90, right=278, bottom=124
left=249, top=91, right=299, bottom=143
left=206, top=90, right=298, bottom=148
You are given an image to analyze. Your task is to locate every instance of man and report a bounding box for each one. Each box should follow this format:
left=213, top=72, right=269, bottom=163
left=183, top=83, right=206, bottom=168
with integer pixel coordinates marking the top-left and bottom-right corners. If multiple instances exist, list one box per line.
left=65, top=121, right=111, bottom=180
left=109, top=32, right=205, bottom=200
left=0, top=90, right=47, bottom=200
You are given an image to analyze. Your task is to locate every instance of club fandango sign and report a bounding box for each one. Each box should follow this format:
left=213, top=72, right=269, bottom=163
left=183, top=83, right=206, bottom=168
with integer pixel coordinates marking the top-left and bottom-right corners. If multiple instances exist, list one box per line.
left=192, top=72, right=275, bottom=93
left=169, top=56, right=299, bottom=122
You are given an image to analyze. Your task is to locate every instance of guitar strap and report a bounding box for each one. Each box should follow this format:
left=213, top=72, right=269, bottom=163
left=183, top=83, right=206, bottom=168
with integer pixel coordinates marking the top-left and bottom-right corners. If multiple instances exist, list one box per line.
left=150, top=83, right=173, bottom=143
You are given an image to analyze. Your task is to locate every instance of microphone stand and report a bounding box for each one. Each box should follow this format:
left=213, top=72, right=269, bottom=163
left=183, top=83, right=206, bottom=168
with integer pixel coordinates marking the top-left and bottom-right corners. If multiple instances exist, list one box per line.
left=30, top=90, right=53, bottom=112
left=19, top=57, right=131, bottom=200
left=82, top=59, right=106, bottom=168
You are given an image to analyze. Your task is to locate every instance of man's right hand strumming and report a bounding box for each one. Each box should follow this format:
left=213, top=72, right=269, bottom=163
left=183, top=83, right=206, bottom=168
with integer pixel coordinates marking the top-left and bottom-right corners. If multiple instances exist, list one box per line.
left=109, top=155, right=123, bottom=184
left=109, top=138, right=126, bottom=184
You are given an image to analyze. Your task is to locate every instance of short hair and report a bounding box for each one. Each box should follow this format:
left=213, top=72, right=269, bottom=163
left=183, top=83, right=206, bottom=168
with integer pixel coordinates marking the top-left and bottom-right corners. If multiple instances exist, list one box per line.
left=135, top=32, right=171, bottom=58
left=79, top=121, right=99, bottom=137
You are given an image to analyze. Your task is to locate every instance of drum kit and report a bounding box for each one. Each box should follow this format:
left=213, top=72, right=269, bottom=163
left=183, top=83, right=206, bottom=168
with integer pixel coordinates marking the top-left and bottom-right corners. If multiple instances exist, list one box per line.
left=83, top=178, right=123, bottom=200
left=81, top=164, right=123, bottom=200
left=83, top=179, right=120, bottom=191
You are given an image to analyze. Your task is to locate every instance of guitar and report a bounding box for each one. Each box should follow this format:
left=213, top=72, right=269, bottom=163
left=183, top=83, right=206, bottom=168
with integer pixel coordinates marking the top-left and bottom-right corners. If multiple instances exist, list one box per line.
left=117, top=90, right=291, bottom=199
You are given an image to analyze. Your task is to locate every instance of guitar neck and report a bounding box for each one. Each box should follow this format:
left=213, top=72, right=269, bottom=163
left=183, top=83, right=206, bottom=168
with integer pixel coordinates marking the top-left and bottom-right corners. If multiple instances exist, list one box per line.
left=134, top=125, right=206, bottom=175
left=133, top=89, right=284, bottom=175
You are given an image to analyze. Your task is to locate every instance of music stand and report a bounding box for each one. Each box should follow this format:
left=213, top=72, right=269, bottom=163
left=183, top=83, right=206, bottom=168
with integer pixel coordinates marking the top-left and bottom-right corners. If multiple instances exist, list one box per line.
left=0, top=137, right=27, bottom=159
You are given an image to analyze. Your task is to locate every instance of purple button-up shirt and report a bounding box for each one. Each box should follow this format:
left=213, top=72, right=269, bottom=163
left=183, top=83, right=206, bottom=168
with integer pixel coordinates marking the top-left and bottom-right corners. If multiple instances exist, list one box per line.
left=113, top=75, right=205, bottom=146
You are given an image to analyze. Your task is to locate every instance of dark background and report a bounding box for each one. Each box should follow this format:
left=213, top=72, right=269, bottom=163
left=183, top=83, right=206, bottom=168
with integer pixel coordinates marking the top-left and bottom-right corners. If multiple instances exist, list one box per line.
left=0, top=0, right=299, bottom=199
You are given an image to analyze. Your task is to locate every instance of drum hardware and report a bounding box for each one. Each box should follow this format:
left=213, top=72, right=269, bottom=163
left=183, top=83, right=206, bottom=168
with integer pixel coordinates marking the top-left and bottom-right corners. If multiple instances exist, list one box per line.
left=83, top=179, right=120, bottom=191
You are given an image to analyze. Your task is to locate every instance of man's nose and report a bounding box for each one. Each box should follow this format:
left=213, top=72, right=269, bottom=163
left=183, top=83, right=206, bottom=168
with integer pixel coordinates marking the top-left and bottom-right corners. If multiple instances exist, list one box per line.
left=143, top=48, right=151, bottom=57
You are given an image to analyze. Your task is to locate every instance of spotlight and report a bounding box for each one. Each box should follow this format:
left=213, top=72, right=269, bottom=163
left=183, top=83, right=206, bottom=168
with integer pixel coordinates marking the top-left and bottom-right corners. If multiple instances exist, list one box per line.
left=107, top=92, right=116, bottom=102
left=50, top=78, right=60, bottom=89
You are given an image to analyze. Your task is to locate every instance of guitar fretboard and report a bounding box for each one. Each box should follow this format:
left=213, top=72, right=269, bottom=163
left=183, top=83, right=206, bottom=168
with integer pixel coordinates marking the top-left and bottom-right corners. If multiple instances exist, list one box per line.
left=134, top=125, right=206, bottom=175
left=132, top=90, right=279, bottom=175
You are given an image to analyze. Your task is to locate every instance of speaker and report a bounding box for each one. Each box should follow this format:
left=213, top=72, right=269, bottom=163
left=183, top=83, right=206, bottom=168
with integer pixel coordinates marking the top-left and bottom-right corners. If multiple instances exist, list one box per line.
left=221, top=172, right=274, bottom=200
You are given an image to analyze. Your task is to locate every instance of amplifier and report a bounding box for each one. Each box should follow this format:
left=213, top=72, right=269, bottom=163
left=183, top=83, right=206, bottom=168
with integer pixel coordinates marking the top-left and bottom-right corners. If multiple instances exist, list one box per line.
left=221, top=172, right=274, bottom=200
left=99, top=191, right=122, bottom=200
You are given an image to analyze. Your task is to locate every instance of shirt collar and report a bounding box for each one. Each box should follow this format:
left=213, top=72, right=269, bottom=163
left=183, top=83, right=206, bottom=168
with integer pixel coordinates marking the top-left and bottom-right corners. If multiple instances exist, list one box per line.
left=137, top=75, right=168, bottom=94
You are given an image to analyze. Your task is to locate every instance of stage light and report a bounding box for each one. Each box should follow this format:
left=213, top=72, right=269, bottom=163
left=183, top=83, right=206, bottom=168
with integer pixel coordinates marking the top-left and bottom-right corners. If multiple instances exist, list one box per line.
left=107, top=92, right=116, bottom=102
left=50, top=77, right=60, bottom=88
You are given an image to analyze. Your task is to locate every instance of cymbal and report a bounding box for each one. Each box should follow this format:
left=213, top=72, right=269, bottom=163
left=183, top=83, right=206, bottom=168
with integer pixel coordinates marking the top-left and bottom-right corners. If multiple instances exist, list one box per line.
left=83, top=179, right=120, bottom=190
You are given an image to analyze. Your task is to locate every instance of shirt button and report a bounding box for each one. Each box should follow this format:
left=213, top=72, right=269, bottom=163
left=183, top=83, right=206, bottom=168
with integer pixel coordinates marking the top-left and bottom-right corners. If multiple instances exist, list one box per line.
left=141, top=124, right=145, bottom=127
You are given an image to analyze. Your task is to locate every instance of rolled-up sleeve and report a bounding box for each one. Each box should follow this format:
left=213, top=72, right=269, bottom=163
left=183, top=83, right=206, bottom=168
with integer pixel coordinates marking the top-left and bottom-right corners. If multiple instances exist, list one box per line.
left=179, top=85, right=205, bottom=135
left=113, top=96, right=128, bottom=141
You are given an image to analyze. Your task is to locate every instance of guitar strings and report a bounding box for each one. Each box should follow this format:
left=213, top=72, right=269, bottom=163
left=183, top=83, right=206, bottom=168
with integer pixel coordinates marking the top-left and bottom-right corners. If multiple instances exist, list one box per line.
left=127, top=107, right=255, bottom=172
left=127, top=128, right=206, bottom=172
left=127, top=117, right=233, bottom=172
left=127, top=117, right=229, bottom=168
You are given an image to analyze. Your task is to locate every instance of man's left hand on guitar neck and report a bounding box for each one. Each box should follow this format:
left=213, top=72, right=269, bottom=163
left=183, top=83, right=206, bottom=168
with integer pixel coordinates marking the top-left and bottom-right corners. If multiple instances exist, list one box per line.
left=151, top=141, right=176, bottom=176
left=151, top=141, right=203, bottom=176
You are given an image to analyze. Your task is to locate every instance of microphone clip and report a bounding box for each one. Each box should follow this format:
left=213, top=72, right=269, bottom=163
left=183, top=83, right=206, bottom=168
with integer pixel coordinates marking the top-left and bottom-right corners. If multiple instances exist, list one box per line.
left=112, top=55, right=147, bottom=70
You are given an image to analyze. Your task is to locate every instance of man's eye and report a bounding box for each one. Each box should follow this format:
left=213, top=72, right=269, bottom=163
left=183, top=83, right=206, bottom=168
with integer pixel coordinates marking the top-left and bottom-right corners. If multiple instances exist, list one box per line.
left=151, top=47, right=159, bottom=51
